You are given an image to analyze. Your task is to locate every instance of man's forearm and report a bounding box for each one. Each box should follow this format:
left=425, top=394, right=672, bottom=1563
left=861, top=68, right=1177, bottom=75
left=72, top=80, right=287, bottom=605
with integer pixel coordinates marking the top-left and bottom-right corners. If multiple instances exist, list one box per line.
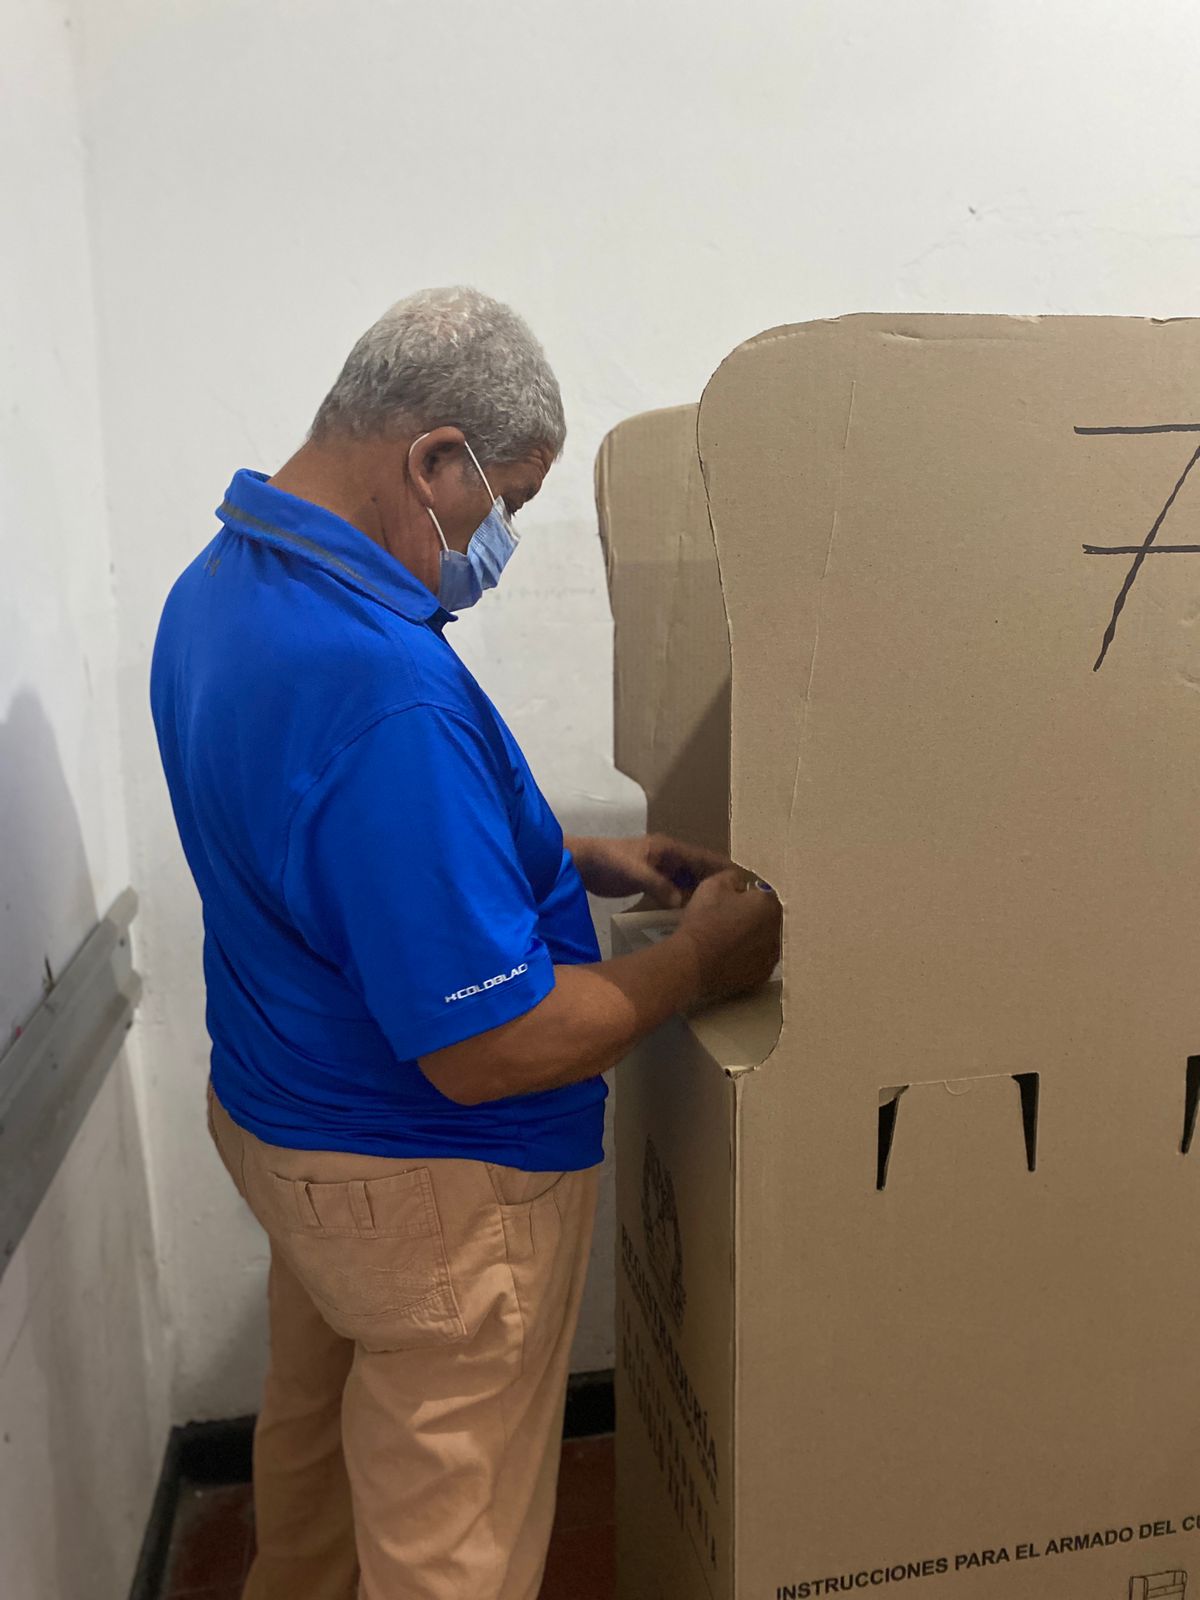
left=562, top=834, right=599, bottom=892
left=419, top=931, right=707, bottom=1106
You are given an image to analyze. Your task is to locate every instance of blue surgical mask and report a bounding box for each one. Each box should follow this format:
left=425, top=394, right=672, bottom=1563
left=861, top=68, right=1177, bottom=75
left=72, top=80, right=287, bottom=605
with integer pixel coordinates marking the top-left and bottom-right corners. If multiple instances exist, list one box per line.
left=413, top=435, right=519, bottom=613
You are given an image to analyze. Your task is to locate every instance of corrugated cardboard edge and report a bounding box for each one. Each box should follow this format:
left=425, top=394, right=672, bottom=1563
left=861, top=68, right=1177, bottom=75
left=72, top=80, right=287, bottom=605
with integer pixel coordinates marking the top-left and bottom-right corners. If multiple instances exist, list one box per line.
left=728, top=1067, right=746, bottom=1587
left=612, top=914, right=768, bottom=1588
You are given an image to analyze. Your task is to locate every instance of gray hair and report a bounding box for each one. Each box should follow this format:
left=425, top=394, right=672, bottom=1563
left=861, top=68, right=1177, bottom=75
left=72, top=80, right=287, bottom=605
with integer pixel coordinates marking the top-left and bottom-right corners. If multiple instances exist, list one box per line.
left=311, top=286, right=566, bottom=463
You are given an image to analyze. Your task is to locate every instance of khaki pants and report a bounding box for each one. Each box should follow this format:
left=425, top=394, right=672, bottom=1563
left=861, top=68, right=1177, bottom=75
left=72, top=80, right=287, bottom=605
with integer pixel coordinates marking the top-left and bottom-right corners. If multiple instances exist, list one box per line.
left=207, top=1084, right=599, bottom=1600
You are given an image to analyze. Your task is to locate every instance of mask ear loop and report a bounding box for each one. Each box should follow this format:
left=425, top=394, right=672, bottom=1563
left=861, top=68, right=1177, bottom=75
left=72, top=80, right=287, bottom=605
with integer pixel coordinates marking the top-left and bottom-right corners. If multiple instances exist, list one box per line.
left=408, top=432, right=450, bottom=552
left=462, top=439, right=519, bottom=541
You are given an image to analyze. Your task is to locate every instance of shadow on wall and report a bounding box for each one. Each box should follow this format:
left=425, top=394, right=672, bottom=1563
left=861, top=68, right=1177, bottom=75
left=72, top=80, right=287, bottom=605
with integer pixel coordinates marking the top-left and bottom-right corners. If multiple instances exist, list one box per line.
left=0, top=688, right=161, bottom=1596
left=0, top=689, right=98, bottom=1033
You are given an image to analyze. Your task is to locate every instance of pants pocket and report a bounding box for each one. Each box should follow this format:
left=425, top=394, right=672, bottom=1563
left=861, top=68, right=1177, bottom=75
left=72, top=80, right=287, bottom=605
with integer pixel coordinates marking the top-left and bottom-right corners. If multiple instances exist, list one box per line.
left=257, top=1165, right=467, bottom=1354
left=484, top=1164, right=568, bottom=1209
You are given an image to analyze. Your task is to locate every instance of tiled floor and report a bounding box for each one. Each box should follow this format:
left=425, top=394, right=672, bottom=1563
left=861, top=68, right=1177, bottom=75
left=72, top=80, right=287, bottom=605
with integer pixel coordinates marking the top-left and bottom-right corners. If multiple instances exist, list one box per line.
left=538, top=1438, right=616, bottom=1600
left=161, top=1435, right=616, bottom=1600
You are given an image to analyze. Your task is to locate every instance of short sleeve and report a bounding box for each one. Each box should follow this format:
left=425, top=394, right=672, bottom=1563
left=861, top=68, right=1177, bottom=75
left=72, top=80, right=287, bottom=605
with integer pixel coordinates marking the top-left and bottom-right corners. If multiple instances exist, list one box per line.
left=282, top=706, right=556, bottom=1059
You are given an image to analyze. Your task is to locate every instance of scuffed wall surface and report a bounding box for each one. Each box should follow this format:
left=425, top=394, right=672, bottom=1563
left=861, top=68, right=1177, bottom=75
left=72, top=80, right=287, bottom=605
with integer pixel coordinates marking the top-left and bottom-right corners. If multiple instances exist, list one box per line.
left=0, top=0, right=169, bottom=1589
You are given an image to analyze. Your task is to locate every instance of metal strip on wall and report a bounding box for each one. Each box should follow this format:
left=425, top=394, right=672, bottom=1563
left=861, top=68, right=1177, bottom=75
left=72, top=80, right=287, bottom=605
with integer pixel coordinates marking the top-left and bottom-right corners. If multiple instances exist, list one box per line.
left=0, top=888, right=142, bottom=1277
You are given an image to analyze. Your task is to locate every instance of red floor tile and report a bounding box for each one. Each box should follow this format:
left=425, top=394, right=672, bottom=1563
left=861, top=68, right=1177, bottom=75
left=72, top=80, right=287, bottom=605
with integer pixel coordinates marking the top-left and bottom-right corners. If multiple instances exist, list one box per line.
left=552, top=1436, right=616, bottom=1535
left=539, top=1521, right=617, bottom=1600
left=164, top=1483, right=254, bottom=1596
left=162, top=1436, right=615, bottom=1599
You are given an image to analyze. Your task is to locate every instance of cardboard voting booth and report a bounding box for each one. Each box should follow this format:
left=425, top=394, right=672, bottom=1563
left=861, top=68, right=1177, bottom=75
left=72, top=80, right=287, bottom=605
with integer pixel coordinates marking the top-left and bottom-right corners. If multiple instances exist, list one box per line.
left=595, top=403, right=730, bottom=858
left=601, top=316, right=1200, bottom=1600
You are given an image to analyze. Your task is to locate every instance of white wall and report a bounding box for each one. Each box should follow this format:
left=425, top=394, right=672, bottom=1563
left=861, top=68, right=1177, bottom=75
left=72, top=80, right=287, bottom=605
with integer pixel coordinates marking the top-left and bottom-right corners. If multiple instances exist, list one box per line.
left=70, top=0, right=1200, bottom=1421
left=0, top=0, right=170, bottom=1592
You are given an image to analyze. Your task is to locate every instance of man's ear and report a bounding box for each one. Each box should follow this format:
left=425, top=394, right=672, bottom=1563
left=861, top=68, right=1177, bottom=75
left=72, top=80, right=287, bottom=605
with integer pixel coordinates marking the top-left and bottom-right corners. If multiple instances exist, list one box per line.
left=407, top=426, right=466, bottom=506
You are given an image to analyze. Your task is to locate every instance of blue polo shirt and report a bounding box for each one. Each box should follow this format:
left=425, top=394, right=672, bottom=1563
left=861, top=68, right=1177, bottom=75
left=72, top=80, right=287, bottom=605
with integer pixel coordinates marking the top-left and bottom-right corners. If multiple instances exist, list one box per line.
left=151, top=470, right=606, bottom=1171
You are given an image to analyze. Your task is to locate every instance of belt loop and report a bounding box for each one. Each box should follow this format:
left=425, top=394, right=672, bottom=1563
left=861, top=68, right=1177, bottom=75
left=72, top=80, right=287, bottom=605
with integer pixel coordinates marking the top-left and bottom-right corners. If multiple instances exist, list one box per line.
left=349, top=1179, right=374, bottom=1234
left=297, top=1181, right=321, bottom=1229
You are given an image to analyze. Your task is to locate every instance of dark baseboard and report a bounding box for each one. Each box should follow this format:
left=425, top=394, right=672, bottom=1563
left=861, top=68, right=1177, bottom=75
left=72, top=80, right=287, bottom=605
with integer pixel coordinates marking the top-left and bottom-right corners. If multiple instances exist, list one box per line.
left=126, top=1415, right=255, bottom=1600
left=126, top=1428, right=182, bottom=1600
left=176, top=1413, right=256, bottom=1484
left=128, top=1369, right=614, bottom=1599
left=563, top=1368, right=616, bottom=1439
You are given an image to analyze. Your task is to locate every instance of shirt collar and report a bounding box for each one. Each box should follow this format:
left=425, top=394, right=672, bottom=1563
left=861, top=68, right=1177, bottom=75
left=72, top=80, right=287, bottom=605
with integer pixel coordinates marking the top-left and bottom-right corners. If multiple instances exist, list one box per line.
left=216, top=469, right=454, bottom=630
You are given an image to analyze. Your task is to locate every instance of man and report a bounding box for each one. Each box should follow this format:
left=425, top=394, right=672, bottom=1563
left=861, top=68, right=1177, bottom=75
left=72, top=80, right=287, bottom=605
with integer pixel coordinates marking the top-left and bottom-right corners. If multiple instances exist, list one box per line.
left=151, top=286, right=780, bottom=1600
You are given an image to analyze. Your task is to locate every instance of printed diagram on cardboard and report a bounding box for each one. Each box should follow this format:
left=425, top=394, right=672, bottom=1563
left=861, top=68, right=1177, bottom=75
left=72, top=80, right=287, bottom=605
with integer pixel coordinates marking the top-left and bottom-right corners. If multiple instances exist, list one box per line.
left=641, top=1137, right=687, bottom=1328
left=1081, top=423, right=1200, bottom=670
left=1129, top=1572, right=1187, bottom=1600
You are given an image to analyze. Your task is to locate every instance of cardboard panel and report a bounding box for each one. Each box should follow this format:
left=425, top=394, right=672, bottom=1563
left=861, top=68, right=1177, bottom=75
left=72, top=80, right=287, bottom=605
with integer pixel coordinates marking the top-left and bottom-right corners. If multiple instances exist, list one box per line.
left=690, top=316, right=1200, bottom=1596
left=700, top=316, right=1200, bottom=1084
left=596, top=405, right=730, bottom=856
left=613, top=914, right=741, bottom=1600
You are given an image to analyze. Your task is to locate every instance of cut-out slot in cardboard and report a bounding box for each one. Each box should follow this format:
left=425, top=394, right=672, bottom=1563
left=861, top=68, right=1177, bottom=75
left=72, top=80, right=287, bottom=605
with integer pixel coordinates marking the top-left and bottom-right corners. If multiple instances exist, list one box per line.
left=876, top=1073, right=1038, bottom=1192
left=1182, top=1057, right=1200, bottom=1154
left=876, top=1087, right=906, bottom=1191
left=1014, top=1071, right=1040, bottom=1173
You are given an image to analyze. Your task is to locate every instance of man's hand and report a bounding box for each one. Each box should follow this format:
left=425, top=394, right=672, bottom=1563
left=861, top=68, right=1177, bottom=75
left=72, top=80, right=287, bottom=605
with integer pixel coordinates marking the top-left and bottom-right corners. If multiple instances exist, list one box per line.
left=677, top=869, right=781, bottom=1005
left=566, top=833, right=730, bottom=908
left=419, top=863, right=781, bottom=1107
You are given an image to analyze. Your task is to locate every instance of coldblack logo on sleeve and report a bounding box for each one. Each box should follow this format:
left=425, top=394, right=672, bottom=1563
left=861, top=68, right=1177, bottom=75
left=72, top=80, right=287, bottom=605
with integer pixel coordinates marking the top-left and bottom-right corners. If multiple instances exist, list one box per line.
left=444, top=963, right=529, bottom=1004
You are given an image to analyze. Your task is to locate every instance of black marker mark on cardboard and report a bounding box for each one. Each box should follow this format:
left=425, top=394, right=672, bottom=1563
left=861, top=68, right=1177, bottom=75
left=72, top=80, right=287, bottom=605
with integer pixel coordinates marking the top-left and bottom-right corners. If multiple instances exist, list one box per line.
left=1084, top=545, right=1200, bottom=556
left=1076, top=424, right=1200, bottom=436
left=1075, top=427, right=1200, bottom=671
